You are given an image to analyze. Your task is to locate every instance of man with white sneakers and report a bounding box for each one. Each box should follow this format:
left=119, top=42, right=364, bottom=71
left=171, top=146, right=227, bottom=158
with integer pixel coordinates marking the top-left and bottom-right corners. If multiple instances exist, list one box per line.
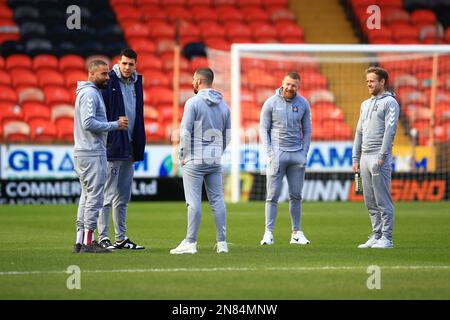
left=259, top=71, right=312, bottom=246
left=170, top=68, right=231, bottom=255
left=353, top=67, right=399, bottom=249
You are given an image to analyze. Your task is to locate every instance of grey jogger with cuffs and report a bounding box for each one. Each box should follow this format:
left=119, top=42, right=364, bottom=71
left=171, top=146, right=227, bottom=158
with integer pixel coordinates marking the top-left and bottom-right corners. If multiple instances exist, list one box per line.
left=259, top=71, right=312, bottom=246
left=170, top=67, right=231, bottom=255
left=97, top=48, right=146, bottom=251
left=73, top=59, right=128, bottom=253
left=353, top=66, right=399, bottom=249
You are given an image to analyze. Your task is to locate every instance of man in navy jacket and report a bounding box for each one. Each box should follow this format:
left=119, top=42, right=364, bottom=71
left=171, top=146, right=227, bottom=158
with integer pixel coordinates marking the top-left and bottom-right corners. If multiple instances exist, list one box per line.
left=97, top=48, right=146, bottom=250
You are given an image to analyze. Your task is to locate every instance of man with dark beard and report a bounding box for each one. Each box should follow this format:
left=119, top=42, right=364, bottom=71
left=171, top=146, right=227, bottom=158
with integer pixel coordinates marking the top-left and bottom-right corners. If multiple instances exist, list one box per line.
left=170, top=68, right=231, bottom=255
left=72, top=60, right=128, bottom=253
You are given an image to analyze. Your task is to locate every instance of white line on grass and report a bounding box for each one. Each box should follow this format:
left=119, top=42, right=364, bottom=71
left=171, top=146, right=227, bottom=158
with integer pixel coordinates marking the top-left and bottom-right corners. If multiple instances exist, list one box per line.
left=1, top=265, right=449, bottom=276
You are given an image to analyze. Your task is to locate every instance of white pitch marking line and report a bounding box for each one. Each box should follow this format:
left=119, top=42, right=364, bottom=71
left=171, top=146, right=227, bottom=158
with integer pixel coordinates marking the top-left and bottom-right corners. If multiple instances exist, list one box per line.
left=0, top=266, right=449, bottom=276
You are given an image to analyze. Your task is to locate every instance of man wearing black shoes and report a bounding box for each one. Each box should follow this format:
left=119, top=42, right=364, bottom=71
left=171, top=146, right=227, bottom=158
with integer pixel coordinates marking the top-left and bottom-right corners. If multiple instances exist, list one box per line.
left=97, top=48, right=146, bottom=251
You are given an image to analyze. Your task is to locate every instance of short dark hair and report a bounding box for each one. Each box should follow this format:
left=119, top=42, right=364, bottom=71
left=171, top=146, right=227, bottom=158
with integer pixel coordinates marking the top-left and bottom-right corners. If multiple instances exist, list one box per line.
left=195, top=67, right=214, bottom=85
left=88, top=59, right=108, bottom=73
left=119, top=48, right=138, bottom=61
left=366, top=66, right=389, bottom=86
left=285, top=71, right=301, bottom=81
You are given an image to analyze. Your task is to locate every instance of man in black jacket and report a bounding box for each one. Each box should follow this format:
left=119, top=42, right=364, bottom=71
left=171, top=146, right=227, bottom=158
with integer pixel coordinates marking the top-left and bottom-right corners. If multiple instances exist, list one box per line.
left=97, top=48, right=146, bottom=250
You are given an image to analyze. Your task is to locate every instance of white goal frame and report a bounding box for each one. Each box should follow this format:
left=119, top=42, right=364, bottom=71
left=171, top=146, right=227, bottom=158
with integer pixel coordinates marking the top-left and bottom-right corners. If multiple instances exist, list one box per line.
left=229, top=44, right=450, bottom=203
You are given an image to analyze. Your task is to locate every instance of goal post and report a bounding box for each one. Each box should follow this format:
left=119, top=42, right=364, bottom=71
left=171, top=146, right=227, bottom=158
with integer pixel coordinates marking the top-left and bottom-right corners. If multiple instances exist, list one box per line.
left=210, top=44, right=450, bottom=203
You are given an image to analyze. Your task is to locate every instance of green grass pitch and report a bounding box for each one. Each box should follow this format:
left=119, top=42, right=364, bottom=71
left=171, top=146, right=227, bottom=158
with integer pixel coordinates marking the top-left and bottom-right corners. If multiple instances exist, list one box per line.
left=0, top=201, right=449, bottom=299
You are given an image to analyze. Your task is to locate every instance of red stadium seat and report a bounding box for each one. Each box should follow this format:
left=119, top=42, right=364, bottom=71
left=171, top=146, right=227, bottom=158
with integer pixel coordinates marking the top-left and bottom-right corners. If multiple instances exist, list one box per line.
left=114, top=6, right=143, bottom=23
left=199, top=22, right=226, bottom=40
left=32, top=54, right=59, bottom=72
left=55, top=118, right=74, bottom=142
left=10, top=69, right=38, bottom=89
left=59, top=55, right=85, bottom=72
left=29, top=118, right=57, bottom=142
left=217, top=6, right=244, bottom=23
left=225, top=22, right=252, bottom=40
left=44, top=86, right=71, bottom=107
left=0, top=69, right=11, bottom=86
left=3, top=120, right=30, bottom=141
left=268, top=7, right=296, bottom=23
left=187, top=0, right=212, bottom=6
left=135, top=0, right=160, bottom=5
left=163, top=0, right=186, bottom=5
left=141, top=70, right=171, bottom=88
left=148, top=87, right=173, bottom=105
left=237, top=0, right=262, bottom=8
left=21, top=102, right=50, bottom=123
left=127, top=38, right=156, bottom=55
left=138, top=54, right=164, bottom=71
left=392, top=25, right=420, bottom=43
left=179, top=22, right=201, bottom=43
left=18, top=87, right=45, bottom=104
left=0, top=85, right=17, bottom=103
left=367, top=27, right=393, bottom=44
left=0, top=103, right=23, bottom=125
left=144, top=119, right=165, bottom=142
left=5, top=54, right=32, bottom=71
left=37, top=69, right=65, bottom=89
left=165, top=6, right=193, bottom=23
left=149, top=21, right=175, bottom=40
left=193, top=7, right=218, bottom=23
left=242, top=6, right=270, bottom=23
left=378, top=0, right=403, bottom=10
left=189, top=57, right=209, bottom=72
left=144, top=105, right=159, bottom=122
left=123, top=22, right=150, bottom=40
left=204, top=38, right=231, bottom=51
left=64, top=70, right=87, bottom=90
left=140, top=4, right=167, bottom=22
left=215, top=0, right=238, bottom=6
left=411, top=10, right=437, bottom=27
left=250, top=22, right=277, bottom=40
left=160, top=52, right=190, bottom=71
left=0, top=56, right=4, bottom=69
left=51, top=104, right=74, bottom=123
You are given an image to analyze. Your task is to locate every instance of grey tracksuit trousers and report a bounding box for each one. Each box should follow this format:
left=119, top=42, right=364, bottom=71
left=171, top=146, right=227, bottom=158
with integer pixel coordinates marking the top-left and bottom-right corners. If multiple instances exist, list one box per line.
left=182, top=163, right=227, bottom=243
left=265, top=150, right=306, bottom=232
left=360, top=153, right=394, bottom=241
left=75, top=156, right=107, bottom=231
left=97, top=160, right=134, bottom=242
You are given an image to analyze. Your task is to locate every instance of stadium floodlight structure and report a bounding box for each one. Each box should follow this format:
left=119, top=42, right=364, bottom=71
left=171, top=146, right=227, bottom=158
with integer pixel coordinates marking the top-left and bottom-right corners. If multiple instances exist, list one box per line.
left=225, top=44, right=450, bottom=203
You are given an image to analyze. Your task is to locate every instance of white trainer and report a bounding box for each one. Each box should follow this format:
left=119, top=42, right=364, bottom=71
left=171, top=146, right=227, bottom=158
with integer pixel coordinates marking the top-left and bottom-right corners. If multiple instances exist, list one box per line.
left=371, top=236, right=394, bottom=249
left=260, top=230, right=274, bottom=245
left=216, top=241, right=229, bottom=253
left=290, top=231, right=310, bottom=245
left=357, top=235, right=380, bottom=248
left=170, top=239, right=197, bottom=254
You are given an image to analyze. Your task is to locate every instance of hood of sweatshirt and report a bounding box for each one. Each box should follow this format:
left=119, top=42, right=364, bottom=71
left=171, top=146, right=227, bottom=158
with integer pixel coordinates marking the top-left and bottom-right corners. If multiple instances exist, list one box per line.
left=113, top=63, right=137, bottom=83
left=373, top=91, right=396, bottom=100
left=197, top=88, right=223, bottom=106
left=275, top=87, right=297, bottom=102
left=76, top=81, right=98, bottom=95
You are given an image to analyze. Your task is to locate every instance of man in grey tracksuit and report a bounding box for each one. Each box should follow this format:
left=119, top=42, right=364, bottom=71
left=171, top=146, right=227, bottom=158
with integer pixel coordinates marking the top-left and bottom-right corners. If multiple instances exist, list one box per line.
left=170, top=68, right=231, bottom=255
left=73, top=60, right=128, bottom=253
left=259, top=71, right=312, bottom=246
left=353, top=66, right=399, bottom=249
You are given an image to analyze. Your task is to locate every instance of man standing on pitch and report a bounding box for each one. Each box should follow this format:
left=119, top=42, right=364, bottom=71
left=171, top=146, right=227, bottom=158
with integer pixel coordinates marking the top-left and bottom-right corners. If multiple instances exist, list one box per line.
left=73, top=60, right=128, bottom=253
left=97, top=48, right=146, bottom=250
left=353, top=67, right=399, bottom=249
left=170, top=68, right=231, bottom=254
left=260, top=71, right=311, bottom=246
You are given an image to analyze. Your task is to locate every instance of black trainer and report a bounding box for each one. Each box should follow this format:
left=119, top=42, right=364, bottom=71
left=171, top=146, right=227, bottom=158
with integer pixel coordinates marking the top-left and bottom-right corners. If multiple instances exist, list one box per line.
left=80, top=241, right=113, bottom=253
left=73, top=243, right=82, bottom=253
left=113, top=238, right=145, bottom=250
left=99, top=239, right=115, bottom=250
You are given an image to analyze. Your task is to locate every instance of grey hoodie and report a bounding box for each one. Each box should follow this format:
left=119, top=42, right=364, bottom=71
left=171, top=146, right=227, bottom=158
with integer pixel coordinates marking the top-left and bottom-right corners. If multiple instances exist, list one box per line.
left=74, top=81, right=119, bottom=157
left=179, top=88, right=231, bottom=166
left=352, top=91, right=400, bottom=163
left=260, top=88, right=312, bottom=155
